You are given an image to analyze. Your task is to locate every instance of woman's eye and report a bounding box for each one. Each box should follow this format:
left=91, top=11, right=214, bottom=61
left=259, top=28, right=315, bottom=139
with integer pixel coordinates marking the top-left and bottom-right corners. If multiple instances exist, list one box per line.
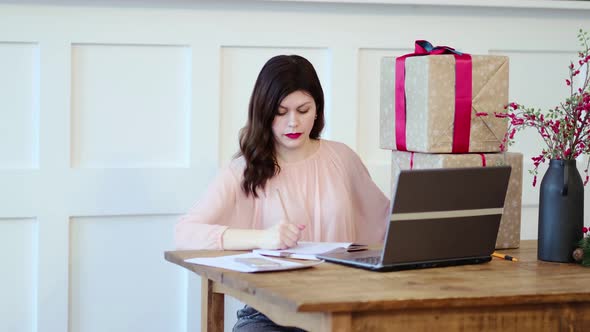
left=277, top=111, right=287, bottom=116
left=298, top=109, right=309, bottom=114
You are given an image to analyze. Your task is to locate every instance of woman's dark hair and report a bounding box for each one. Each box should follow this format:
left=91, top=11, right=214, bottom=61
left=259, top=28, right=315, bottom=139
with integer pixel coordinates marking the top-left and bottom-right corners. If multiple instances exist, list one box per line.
left=237, top=55, right=325, bottom=197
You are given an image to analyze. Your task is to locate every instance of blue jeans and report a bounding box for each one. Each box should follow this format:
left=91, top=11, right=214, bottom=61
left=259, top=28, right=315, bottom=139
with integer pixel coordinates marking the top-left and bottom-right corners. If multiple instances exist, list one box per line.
left=232, top=305, right=307, bottom=332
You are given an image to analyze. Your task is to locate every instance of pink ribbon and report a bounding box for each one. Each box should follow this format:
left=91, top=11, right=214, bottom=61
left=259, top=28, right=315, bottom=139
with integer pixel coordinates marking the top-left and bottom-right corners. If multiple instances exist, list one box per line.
left=395, top=40, right=473, bottom=153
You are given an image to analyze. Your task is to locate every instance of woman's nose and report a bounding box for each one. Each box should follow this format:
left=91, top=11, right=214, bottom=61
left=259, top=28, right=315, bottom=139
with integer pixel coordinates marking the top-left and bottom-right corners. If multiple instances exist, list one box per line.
left=287, top=111, right=299, bottom=127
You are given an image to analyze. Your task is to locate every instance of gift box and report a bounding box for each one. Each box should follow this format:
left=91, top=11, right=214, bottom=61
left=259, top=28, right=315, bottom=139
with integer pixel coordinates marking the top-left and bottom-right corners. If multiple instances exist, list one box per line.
left=380, top=53, right=510, bottom=153
left=390, top=151, right=523, bottom=249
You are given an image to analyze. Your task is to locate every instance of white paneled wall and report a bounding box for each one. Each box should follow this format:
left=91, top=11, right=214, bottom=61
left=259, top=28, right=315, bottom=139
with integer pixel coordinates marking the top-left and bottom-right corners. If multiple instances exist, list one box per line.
left=69, top=215, right=184, bottom=332
left=0, top=1, right=589, bottom=332
left=71, top=43, right=191, bottom=168
left=0, top=42, right=39, bottom=169
left=0, top=218, right=37, bottom=332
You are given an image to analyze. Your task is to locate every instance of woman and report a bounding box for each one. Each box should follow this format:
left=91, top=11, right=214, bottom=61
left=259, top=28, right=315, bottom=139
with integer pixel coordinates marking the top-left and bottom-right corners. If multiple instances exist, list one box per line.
left=175, top=55, right=389, bottom=331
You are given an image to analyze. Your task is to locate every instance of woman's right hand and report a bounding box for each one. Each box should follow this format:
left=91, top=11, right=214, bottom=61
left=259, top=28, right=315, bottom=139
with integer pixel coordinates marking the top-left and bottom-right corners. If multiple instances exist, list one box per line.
left=258, top=221, right=306, bottom=249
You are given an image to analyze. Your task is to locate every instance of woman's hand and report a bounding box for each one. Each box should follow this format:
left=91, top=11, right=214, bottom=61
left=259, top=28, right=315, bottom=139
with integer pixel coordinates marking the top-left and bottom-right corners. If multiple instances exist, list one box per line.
left=258, top=221, right=306, bottom=249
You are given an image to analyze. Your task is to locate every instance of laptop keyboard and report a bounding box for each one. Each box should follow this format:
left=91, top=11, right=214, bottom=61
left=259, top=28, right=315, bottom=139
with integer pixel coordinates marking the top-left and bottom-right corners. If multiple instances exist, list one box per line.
left=353, top=256, right=381, bottom=265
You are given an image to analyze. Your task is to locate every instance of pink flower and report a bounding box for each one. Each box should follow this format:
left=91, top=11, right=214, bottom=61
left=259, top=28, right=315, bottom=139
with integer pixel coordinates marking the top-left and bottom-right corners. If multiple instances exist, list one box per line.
left=584, top=226, right=588, bottom=234
left=511, top=118, right=524, bottom=126
left=503, top=30, right=590, bottom=187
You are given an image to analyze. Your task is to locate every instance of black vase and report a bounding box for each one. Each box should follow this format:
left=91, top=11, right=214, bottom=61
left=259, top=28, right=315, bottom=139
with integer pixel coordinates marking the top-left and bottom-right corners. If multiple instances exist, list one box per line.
left=538, top=159, right=584, bottom=262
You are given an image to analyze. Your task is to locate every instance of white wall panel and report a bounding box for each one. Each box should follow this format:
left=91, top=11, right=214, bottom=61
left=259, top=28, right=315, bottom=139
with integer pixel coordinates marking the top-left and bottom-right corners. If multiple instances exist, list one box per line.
left=357, top=48, right=412, bottom=197
left=219, top=47, right=331, bottom=166
left=70, top=44, right=191, bottom=168
left=521, top=206, right=539, bottom=240
left=69, top=215, right=185, bottom=332
left=0, top=43, right=39, bottom=169
left=0, top=218, right=37, bottom=332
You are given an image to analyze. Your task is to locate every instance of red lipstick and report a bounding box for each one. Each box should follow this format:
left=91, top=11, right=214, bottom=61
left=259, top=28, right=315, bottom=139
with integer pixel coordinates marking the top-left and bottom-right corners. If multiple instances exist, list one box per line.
left=285, top=133, right=302, bottom=139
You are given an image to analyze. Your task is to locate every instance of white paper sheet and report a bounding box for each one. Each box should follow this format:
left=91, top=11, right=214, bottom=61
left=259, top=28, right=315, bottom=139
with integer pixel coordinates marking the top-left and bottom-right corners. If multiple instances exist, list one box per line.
left=184, top=252, right=322, bottom=273
left=253, top=241, right=367, bottom=260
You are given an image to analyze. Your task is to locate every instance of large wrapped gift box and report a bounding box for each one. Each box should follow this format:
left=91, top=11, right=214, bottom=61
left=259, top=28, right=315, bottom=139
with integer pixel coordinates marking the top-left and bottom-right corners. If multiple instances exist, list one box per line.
left=390, top=151, right=523, bottom=249
left=380, top=55, right=509, bottom=153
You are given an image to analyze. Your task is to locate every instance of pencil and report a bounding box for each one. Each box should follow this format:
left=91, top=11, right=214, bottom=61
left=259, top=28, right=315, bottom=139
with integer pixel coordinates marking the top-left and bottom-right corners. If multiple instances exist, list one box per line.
left=492, top=252, right=518, bottom=262
left=276, top=189, right=291, bottom=222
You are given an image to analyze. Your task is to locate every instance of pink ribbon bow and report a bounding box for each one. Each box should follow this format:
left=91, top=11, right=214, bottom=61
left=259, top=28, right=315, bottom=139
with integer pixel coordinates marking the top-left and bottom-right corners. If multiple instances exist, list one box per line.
left=395, top=40, right=473, bottom=153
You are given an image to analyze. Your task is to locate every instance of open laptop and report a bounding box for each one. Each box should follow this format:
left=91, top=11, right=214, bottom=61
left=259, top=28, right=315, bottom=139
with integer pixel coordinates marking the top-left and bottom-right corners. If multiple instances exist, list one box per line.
left=317, top=166, right=511, bottom=272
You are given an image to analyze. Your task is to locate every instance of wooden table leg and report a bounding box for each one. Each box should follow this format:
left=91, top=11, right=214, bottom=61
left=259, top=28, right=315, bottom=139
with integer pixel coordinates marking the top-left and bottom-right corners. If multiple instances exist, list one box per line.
left=201, top=277, right=224, bottom=332
left=325, top=312, right=351, bottom=332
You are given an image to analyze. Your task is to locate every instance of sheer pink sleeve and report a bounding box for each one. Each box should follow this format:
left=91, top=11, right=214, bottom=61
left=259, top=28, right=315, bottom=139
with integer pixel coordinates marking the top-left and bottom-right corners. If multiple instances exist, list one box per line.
left=174, top=165, right=240, bottom=250
left=340, top=145, right=390, bottom=244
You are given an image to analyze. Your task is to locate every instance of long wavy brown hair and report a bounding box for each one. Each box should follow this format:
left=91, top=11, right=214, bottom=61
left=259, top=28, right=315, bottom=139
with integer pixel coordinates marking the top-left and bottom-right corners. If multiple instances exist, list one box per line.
left=237, top=55, right=325, bottom=197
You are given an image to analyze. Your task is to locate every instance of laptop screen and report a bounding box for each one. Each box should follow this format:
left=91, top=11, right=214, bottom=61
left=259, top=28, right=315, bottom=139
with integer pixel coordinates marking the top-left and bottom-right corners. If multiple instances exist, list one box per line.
left=381, top=166, right=511, bottom=264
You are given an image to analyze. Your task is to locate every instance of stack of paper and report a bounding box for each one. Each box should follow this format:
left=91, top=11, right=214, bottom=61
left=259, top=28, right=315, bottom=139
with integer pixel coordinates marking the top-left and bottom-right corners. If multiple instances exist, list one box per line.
left=185, top=253, right=321, bottom=273
left=253, top=241, right=367, bottom=260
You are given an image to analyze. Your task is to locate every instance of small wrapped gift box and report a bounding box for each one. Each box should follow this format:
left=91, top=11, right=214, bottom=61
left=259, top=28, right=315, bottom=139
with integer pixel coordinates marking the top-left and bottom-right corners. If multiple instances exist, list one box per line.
left=390, top=151, right=523, bottom=249
left=380, top=42, right=509, bottom=153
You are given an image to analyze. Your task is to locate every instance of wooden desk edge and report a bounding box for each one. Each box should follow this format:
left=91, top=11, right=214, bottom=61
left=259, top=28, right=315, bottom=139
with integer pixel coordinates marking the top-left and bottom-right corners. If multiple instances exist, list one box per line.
left=165, top=241, right=590, bottom=314
left=296, top=293, right=590, bottom=312
left=165, top=242, right=590, bottom=332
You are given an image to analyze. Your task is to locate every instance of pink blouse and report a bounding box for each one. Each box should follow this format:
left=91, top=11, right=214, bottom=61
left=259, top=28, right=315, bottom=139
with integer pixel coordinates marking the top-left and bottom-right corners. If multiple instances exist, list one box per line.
left=174, top=139, right=390, bottom=250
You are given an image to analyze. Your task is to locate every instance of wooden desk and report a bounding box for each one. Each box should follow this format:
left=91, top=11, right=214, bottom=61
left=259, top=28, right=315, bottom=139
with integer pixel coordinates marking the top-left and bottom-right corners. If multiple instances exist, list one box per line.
left=165, top=241, right=590, bottom=331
